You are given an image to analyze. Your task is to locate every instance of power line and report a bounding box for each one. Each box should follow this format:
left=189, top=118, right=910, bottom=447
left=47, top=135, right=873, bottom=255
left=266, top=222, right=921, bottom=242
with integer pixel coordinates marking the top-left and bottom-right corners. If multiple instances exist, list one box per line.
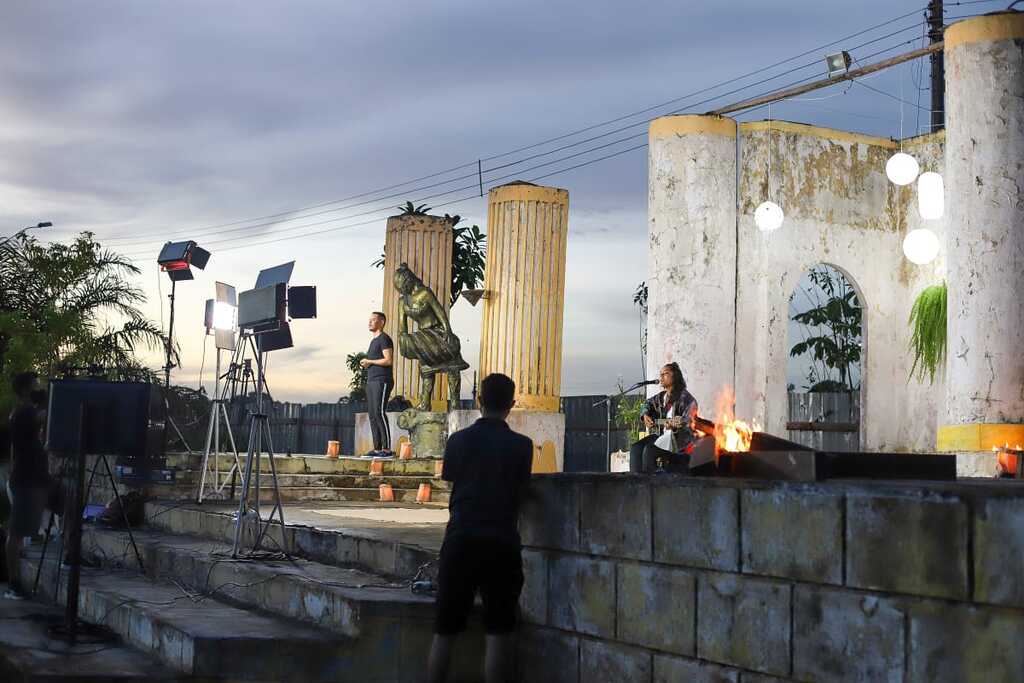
left=121, top=32, right=933, bottom=260
left=119, top=31, right=931, bottom=259
left=100, top=8, right=937, bottom=247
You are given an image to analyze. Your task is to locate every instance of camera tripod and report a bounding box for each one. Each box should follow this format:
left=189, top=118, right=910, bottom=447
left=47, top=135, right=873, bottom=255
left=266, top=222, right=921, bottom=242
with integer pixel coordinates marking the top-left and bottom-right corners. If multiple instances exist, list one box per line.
left=232, top=337, right=287, bottom=557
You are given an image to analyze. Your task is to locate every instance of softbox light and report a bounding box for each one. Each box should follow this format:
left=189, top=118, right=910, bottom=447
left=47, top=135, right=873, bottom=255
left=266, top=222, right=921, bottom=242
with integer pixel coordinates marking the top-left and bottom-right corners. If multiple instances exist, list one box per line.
left=238, top=283, right=286, bottom=333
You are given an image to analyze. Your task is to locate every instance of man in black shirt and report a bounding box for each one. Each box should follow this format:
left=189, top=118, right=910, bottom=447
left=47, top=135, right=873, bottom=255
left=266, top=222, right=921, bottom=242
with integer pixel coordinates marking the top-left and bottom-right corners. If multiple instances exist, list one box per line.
left=427, top=373, right=533, bottom=683
left=359, top=311, right=394, bottom=456
left=5, top=372, right=49, bottom=599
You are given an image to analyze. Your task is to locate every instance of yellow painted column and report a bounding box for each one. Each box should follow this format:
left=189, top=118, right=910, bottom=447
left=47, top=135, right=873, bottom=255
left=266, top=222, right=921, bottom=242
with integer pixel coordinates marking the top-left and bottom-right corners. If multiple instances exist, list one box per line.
left=381, top=214, right=454, bottom=410
left=479, top=182, right=569, bottom=412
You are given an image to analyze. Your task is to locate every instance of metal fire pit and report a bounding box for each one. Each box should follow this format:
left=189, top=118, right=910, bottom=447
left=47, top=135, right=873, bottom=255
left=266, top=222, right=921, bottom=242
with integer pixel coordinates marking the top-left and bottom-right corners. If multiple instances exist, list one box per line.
left=687, top=428, right=956, bottom=482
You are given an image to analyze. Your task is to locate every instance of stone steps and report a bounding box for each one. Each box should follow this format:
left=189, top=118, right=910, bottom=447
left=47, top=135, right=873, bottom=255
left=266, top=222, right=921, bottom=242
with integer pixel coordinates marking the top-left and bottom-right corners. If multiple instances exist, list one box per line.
left=165, top=453, right=442, bottom=477
left=21, top=527, right=483, bottom=681
left=24, top=552, right=340, bottom=681
left=140, top=483, right=450, bottom=505
left=144, top=502, right=442, bottom=580
left=173, top=471, right=450, bottom=491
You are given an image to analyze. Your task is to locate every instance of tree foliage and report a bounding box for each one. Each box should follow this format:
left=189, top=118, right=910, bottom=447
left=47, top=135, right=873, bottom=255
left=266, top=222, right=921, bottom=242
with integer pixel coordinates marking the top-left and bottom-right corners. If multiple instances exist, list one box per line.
left=788, top=266, right=862, bottom=392
left=908, top=282, right=947, bottom=384
left=346, top=351, right=368, bottom=400
left=0, top=232, right=169, bottom=417
left=372, top=207, right=487, bottom=307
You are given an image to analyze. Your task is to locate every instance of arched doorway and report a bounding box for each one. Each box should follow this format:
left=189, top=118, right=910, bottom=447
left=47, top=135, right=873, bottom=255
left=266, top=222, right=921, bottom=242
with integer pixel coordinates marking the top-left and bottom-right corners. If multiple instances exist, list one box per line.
left=786, top=264, right=863, bottom=451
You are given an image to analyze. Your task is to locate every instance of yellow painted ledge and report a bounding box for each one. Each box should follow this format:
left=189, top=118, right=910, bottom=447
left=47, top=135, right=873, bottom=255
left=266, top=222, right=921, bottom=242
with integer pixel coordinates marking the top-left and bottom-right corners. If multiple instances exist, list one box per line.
left=936, top=423, right=1024, bottom=452
left=945, top=12, right=1024, bottom=49
left=513, top=395, right=561, bottom=413
left=740, top=120, right=897, bottom=149
left=650, top=115, right=736, bottom=139
left=489, top=182, right=568, bottom=205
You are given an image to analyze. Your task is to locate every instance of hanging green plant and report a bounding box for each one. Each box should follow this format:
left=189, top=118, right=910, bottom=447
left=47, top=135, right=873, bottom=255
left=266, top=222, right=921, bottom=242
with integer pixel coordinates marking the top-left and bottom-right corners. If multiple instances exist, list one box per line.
left=908, top=282, right=947, bottom=384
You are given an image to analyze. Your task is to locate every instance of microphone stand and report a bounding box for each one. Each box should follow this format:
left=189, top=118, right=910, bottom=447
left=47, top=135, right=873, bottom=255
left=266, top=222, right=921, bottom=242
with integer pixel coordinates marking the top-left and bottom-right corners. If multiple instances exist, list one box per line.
left=592, top=381, right=651, bottom=472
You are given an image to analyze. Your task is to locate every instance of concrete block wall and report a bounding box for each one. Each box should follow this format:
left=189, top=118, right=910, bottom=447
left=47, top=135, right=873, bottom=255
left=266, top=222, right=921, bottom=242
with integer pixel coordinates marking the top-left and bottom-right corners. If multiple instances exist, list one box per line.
left=517, top=474, right=1024, bottom=682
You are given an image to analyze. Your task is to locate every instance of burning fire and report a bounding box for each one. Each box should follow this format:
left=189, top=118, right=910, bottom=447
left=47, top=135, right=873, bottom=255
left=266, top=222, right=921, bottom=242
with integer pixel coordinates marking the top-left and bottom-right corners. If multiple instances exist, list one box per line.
left=707, top=386, right=759, bottom=453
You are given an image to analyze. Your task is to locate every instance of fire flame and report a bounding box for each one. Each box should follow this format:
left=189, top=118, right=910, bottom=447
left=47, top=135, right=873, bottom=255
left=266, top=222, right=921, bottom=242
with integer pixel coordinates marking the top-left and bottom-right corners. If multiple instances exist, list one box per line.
left=710, top=386, right=759, bottom=453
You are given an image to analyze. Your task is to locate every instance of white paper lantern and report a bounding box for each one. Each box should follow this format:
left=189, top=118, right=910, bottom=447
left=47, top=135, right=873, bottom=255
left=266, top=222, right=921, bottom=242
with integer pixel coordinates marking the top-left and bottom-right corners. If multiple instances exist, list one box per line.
left=902, top=228, right=940, bottom=265
left=754, top=201, right=784, bottom=232
left=886, top=152, right=920, bottom=186
left=917, top=171, right=944, bottom=220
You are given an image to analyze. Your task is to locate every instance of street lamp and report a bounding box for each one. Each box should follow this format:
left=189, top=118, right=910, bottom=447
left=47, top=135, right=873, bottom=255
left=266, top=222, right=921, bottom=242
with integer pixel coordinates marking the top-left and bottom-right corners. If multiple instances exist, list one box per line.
left=0, top=221, right=51, bottom=246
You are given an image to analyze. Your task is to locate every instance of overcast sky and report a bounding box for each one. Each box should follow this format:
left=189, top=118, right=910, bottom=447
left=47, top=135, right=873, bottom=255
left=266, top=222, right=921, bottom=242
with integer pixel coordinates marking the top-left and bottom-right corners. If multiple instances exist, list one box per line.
left=1, top=0, right=980, bottom=403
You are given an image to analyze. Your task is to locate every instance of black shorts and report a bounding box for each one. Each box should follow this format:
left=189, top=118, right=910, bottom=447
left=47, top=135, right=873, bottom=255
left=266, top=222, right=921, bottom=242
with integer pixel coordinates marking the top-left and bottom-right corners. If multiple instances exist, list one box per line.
left=7, top=483, right=47, bottom=538
left=434, top=535, right=524, bottom=635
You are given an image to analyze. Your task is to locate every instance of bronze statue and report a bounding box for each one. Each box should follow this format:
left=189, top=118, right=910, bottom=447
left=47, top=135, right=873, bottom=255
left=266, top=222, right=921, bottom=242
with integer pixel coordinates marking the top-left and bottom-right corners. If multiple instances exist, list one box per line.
left=393, top=263, right=469, bottom=410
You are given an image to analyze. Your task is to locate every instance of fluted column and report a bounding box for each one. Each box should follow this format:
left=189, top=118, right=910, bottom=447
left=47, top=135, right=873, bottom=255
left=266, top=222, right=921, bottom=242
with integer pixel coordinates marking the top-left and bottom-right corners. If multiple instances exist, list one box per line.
left=381, top=214, right=454, bottom=410
left=479, top=182, right=569, bottom=412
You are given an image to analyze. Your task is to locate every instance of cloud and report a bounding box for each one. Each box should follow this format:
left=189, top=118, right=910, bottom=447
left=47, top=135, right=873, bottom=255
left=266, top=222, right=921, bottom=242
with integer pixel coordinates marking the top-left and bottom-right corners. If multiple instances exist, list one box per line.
left=1, top=0, right=928, bottom=401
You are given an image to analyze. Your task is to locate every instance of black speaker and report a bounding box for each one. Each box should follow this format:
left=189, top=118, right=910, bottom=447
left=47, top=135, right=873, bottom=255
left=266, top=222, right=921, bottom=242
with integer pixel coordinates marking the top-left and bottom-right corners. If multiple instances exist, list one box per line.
left=289, top=286, right=317, bottom=319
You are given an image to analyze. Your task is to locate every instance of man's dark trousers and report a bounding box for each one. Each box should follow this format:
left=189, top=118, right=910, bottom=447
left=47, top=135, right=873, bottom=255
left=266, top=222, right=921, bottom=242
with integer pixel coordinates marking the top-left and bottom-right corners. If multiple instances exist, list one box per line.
left=366, top=380, right=393, bottom=451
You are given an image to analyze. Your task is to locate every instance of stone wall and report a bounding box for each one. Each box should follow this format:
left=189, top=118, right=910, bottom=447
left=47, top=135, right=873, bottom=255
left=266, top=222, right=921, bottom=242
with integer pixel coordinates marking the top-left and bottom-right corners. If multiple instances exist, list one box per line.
left=517, top=474, right=1024, bottom=682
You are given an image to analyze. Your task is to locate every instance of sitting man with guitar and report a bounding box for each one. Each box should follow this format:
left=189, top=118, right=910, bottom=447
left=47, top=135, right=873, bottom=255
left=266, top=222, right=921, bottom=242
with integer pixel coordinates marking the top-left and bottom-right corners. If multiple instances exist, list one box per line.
left=629, top=362, right=699, bottom=473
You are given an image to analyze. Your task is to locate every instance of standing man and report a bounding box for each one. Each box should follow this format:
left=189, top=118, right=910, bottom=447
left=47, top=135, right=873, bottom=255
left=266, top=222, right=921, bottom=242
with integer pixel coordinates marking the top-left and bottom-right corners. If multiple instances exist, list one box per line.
left=4, top=372, right=49, bottom=599
left=427, top=373, right=533, bottom=683
left=360, top=311, right=394, bottom=457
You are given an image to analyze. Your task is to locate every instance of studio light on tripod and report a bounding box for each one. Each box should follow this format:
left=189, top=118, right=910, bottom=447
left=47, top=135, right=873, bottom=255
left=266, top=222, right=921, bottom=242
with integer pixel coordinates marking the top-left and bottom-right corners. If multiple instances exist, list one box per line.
left=204, top=282, right=238, bottom=352
left=158, top=240, right=211, bottom=281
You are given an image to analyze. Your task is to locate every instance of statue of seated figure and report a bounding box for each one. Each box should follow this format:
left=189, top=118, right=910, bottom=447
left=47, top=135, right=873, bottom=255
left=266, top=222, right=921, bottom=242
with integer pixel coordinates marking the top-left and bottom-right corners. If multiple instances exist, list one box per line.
left=393, top=262, right=470, bottom=411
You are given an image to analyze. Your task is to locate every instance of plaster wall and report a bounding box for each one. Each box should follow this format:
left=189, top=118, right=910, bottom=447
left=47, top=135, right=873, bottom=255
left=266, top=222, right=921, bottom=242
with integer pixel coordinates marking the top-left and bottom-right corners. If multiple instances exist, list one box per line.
left=734, top=122, right=947, bottom=452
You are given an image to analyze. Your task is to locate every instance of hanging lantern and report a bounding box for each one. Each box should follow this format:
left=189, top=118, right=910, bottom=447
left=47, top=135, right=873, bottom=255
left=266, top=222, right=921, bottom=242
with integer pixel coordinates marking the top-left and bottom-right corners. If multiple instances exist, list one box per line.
left=886, top=152, right=920, bottom=186
left=755, top=201, right=784, bottom=232
left=903, top=228, right=940, bottom=265
left=917, top=171, right=944, bottom=220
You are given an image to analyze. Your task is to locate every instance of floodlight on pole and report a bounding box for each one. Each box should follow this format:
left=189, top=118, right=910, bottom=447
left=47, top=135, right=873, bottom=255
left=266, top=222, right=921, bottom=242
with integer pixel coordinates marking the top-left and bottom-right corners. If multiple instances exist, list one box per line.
left=825, top=51, right=852, bottom=76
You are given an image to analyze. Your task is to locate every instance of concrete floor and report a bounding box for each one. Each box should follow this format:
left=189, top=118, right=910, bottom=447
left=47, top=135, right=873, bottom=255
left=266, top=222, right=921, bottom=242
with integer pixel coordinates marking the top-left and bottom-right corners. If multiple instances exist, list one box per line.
left=172, top=499, right=450, bottom=553
left=0, top=587, right=179, bottom=681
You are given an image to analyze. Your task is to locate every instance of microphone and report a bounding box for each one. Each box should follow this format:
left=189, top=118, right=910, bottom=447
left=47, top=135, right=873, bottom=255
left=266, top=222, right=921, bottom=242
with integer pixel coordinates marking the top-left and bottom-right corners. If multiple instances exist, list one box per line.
left=638, top=379, right=660, bottom=385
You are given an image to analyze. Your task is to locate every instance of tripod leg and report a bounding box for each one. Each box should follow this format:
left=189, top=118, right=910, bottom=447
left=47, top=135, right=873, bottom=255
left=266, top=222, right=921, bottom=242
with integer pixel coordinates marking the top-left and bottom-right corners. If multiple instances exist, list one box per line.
left=254, top=417, right=287, bottom=555
left=232, top=417, right=260, bottom=557
left=196, top=400, right=218, bottom=503
left=32, top=512, right=56, bottom=596
left=99, top=455, right=144, bottom=572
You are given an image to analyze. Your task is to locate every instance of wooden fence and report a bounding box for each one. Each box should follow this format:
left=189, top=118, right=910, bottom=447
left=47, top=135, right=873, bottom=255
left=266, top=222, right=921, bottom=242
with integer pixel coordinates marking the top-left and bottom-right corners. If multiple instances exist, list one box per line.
left=180, top=391, right=858, bottom=469
left=785, top=391, right=860, bottom=452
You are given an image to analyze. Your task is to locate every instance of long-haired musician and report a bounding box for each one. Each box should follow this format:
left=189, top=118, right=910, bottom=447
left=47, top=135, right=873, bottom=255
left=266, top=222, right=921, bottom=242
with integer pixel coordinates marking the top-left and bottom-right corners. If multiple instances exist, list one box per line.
left=628, top=363, right=698, bottom=473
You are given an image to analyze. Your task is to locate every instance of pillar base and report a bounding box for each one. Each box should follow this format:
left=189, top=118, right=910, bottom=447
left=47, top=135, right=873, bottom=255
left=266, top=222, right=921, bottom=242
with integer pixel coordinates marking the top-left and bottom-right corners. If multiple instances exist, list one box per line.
left=936, top=424, right=1024, bottom=452
left=448, top=410, right=565, bottom=473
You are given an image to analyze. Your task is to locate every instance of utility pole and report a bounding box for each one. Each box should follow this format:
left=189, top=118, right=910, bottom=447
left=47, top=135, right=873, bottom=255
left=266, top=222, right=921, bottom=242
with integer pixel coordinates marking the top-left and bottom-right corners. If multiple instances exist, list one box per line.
left=927, top=0, right=945, bottom=131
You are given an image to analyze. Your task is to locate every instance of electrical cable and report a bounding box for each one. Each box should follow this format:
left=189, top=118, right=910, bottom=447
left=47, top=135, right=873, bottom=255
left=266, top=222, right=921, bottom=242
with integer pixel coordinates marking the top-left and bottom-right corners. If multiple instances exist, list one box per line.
left=97, top=11, right=935, bottom=248
left=117, top=31, right=933, bottom=261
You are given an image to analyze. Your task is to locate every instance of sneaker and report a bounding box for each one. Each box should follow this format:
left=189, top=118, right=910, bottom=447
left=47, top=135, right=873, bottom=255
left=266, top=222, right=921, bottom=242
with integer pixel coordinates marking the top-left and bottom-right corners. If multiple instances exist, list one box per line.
left=360, top=450, right=381, bottom=459
left=374, top=450, right=396, bottom=460
left=3, top=585, right=26, bottom=600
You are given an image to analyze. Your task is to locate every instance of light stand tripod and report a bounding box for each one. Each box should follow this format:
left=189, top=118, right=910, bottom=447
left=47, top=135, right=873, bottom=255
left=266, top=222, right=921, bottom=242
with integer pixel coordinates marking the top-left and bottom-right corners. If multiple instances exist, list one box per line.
left=162, top=278, right=193, bottom=454
left=232, top=337, right=287, bottom=557
left=195, top=339, right=245, bottom=503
